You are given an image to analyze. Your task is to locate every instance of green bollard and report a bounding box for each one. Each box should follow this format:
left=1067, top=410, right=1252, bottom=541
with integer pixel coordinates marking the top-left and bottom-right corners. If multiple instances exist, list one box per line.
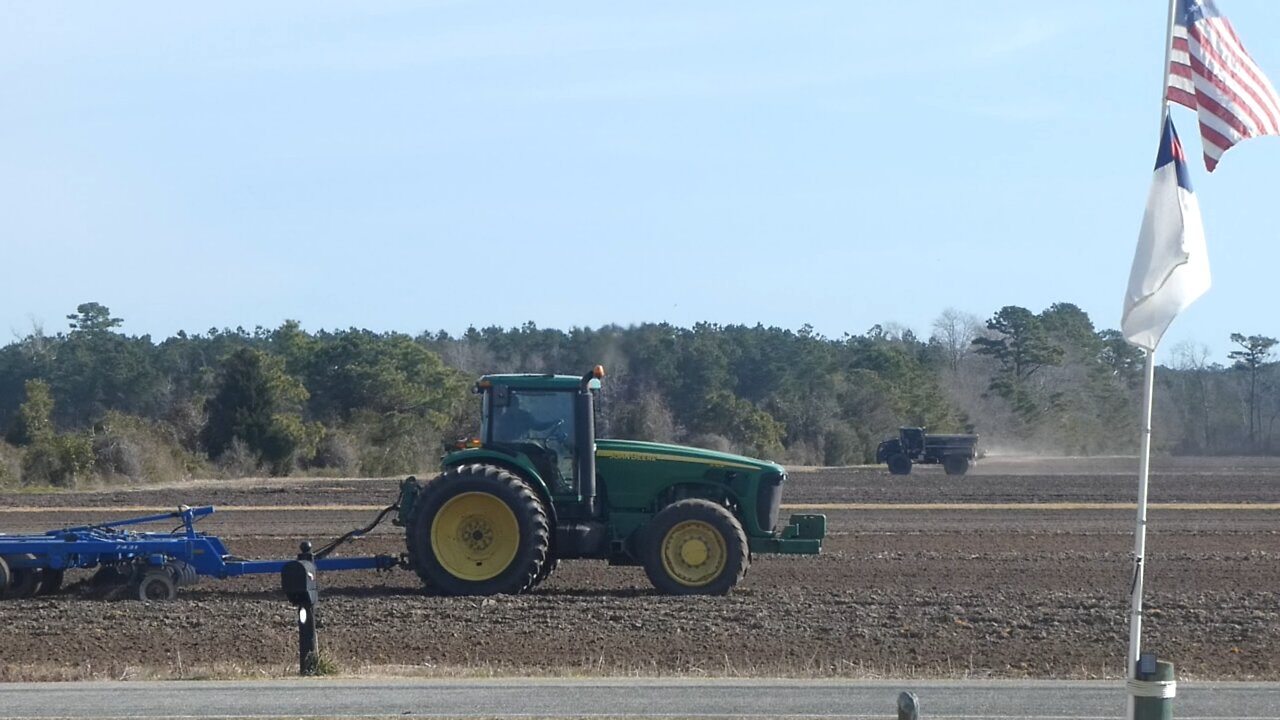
left=1130, top=657, right=1176, bottom=720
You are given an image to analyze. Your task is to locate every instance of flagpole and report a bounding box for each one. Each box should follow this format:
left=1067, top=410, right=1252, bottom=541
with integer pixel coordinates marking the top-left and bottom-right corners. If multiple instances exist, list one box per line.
left=1157, top=0, right=1172, bottom=130
left=1126, top=350, right=1157, bottom=674
left=1126, top=4, right=1180, bottom=717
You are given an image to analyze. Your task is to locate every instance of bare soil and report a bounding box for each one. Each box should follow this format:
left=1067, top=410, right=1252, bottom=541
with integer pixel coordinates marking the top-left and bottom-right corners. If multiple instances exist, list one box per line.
left=2, top=456, right=1279, bottom=681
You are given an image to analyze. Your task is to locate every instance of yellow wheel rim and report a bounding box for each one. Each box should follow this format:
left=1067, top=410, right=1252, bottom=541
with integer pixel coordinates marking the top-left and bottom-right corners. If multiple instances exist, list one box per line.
left=660, top=520, right=727, bottom=587
left=431, top=492, right=520, bottom=582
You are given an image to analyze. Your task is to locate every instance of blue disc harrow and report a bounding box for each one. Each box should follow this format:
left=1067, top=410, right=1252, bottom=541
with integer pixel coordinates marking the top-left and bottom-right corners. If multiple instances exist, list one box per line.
left=0, top=505, right=402, bottom=601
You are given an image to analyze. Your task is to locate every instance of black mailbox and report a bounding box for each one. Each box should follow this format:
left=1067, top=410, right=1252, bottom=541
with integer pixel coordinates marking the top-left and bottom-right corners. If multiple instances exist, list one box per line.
left=281, top=559, right=318, bottom=607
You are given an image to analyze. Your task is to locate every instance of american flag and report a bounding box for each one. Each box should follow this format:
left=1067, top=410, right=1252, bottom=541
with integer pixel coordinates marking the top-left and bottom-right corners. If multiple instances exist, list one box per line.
left=1167, top=0, right=1280, bottom=172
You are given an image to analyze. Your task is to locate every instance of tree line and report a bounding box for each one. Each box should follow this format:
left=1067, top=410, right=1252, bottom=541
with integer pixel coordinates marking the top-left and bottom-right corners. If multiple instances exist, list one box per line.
left=0, top=301, right=1274, bottom=486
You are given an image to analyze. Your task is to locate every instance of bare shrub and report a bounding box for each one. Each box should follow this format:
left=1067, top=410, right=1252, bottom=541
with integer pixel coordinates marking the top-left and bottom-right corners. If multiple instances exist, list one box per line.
left=216, top=438, right=263, bottom=478
left=346, top=411, right=442, bottom=478
left=92, top=413, right=200, bottom=484
left=687, top=433, right=734, bottom=454
left=609, top=389, right=677, bottom=443
left=309, top=430, right=359, bottom=474
left=782, top=439, right=822, bottom=466
left=357, top=432, right=440, bottom=478
left=94, top=433, right=145, bottom=480
left=163, top=398, right=207, bottom=454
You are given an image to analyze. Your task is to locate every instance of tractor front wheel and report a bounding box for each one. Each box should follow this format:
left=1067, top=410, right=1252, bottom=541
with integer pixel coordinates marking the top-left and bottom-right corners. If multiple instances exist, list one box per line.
left=407, top=464, right=551, bottom=596
left=887, top=454, right=913, bottom=475
left=642, top=499, right=748, bottom=596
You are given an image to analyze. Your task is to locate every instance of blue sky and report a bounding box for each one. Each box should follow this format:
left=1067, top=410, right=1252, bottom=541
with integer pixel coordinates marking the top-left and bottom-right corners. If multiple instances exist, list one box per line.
left=3, top=2, right=1278, bottom=364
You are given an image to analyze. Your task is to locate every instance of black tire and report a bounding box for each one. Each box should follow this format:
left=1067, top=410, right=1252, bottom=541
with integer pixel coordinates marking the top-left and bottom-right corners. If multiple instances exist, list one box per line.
left=37, top=568, right=65, bottom=595
left=406, top=464, right=551, bottom=596
left=136, top=569, right=177, bottom=602
left=1, top=555, right=42, bottom=599
left=887, top=454, right=913, bottom=475
left=0, top=556, right=10, bottom=597
left=641, top=499, right=749, bottom=596
left=943, top=455, right=971, bottom=476
left=529, top=556, right=559, bottom=590
left=401, top=477, right=434, bottom=592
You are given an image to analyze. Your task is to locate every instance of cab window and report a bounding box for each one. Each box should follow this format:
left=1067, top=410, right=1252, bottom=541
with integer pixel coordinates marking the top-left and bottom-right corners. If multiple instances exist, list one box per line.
left=487, top=389, right=577, bottom=493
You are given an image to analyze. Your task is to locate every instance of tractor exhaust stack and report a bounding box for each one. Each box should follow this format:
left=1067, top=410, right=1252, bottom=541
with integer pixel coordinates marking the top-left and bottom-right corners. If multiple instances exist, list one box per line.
left=575, top=365, right=605, bottom=516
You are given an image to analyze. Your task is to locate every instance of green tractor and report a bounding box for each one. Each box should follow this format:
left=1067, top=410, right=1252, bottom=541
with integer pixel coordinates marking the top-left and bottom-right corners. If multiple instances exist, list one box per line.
left=397, top=366, right=825, bottom=596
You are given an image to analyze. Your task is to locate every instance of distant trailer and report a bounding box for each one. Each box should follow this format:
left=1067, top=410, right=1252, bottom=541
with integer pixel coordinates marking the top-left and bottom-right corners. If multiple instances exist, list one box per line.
left=875, top=427, right=979, bottom=476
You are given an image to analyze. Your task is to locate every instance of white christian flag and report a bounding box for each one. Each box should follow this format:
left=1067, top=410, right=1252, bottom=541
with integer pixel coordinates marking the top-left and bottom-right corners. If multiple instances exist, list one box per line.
left=1121, top=116, right=1211, bottom=351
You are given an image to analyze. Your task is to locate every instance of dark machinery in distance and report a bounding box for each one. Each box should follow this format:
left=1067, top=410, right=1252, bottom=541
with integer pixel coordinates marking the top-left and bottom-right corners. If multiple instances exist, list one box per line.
left=876, top=426, right=979, bottom=476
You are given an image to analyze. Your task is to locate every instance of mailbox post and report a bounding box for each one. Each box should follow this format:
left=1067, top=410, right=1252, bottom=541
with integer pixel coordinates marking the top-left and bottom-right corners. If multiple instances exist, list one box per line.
left=281, top=541, right=320, bottom=676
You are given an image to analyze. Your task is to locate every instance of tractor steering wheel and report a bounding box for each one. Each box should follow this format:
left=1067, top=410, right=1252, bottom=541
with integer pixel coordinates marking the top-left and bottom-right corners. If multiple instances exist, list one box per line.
left=533, top=418, right=567, bottom=443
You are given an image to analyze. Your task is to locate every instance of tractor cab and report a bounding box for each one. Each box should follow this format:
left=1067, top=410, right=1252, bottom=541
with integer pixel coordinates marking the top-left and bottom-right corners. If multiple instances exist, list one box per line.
left=899, top=426, right=926, bottom=455
left=484, top=384, right=578, bottom=492
left=470, top=367, right=604, bottom=508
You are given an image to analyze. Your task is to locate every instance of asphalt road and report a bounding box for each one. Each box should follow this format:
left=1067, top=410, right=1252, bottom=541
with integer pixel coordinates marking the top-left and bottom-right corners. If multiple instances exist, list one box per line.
left=2, top=678, right=1280, bottom=719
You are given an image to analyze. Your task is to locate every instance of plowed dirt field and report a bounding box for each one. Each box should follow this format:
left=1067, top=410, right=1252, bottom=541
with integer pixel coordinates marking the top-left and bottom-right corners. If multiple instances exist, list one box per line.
left=2, top=456, right=1279, bottom=681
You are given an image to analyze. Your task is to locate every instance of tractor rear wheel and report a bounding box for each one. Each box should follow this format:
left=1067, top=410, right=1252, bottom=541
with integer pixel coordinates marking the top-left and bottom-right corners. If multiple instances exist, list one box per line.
left=529, top=556, right=559, bottom=590
left=943, top=455, right=971, bottom=476
left=407, top=464, right=551, bottom=596
left=401, top=478, right=433, bottom=592
left=887, top=454, right=913, bottom=475
left=642, top=499, right=748, bottom=596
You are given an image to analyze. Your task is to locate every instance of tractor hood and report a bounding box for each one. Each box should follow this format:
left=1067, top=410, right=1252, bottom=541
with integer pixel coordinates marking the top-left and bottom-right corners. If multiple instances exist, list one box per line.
left=595, top=439, right=784, bottom=474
